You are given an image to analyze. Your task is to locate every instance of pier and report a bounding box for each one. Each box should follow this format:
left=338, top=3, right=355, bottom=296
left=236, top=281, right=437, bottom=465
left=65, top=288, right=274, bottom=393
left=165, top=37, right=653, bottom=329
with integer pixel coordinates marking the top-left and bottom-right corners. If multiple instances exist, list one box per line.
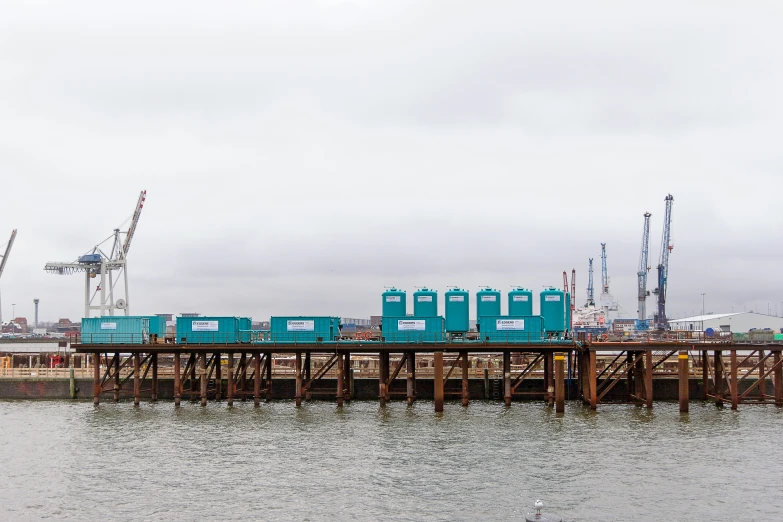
left=63, top=339, right=783, bottom=413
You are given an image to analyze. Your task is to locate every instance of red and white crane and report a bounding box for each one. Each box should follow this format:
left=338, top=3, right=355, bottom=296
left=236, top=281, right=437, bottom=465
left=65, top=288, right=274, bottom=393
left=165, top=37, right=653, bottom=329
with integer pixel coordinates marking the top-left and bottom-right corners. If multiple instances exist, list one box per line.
left=44, top=191, right=147, bottom=318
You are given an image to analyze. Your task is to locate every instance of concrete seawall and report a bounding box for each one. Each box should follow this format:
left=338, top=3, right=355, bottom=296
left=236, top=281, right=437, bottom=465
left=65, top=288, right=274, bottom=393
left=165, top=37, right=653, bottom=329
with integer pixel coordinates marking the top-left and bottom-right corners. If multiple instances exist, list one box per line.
left=1, top=377, right=772, bottom=401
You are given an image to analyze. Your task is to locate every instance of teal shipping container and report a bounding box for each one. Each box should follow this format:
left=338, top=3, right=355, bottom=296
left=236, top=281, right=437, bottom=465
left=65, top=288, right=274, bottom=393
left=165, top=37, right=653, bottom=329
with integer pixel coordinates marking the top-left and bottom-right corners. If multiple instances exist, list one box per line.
left=269, top=316, right=339, bottom=343
left=444, top=288, right=470, bottom=333
left=476, top=288, right=501, bottom=329
left=81, top=316, right=150, bottom=344
left=508, top=288, right=533, bottom=316
left=114, top=315, right=166, bottom=338
left=177, top=316, right=241, bottom=344
left=381, top=316, right=445, bottom=343
left=413, top=288, right=438, bottom=317
left=382, top=288, right=407, bottom=317
left=540, top=288, right=567, bottom=333
left=478, top=315, right=545, bottom=342
left=239, top=317, right=253, bottom=343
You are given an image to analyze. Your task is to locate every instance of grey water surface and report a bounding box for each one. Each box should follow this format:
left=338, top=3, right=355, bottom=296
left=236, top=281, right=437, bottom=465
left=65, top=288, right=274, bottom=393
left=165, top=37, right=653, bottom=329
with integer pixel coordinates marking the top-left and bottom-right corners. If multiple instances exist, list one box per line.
left=1, top=400, right=781, bottom=521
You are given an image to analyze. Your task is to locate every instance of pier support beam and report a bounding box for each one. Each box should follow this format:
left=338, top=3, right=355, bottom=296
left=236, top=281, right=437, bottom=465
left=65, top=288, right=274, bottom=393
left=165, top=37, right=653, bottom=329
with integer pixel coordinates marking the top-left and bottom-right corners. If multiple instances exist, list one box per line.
left=645, top=349, right=653, bottom=409
left=730, top=350, right=739, bottom=410
left=133, top=353, right=140, bottom=407
left=253, top=353, right=261, bottom=407
left=200, top=353, right=207, bottom=406
left=337, top=352, right=344, bottom=407
left=407, top=351, right=416, bottom=406
left=174, top=354, right=181, bottom=407
left=555, top=352, right=565, bottom=413
left=461, top=351, right=469, bottom=407
left=774, top=351, right=783, bottom=406
left=434, top=351, right=444, bottom=413
left=113, top=353, right=120, bottom=402
left=714, top=351, right=724, bottom=407
left=227, top=352, right=234, bottom=407
left=93, top=352, right=101, bottom=406
left=151, top=353, right=158, bottom=402
left=503, top=351, right=511, bottom=407
left=678, top=350, right=689, bottom=413
left=295, top=352, right=303, bottom=408
left=588, top=350, right=597, bottom=410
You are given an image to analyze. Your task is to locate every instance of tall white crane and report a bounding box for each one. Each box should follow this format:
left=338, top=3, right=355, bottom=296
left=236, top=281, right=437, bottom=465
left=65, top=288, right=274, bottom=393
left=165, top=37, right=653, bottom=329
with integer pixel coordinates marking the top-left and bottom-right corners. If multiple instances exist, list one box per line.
left=636, top=212, right=652, bottom=328
left=599, top=242, right=618, bottom=316
left=0, top=229, right=18, bottom=324
left=44, top=191, right=147, bottom=318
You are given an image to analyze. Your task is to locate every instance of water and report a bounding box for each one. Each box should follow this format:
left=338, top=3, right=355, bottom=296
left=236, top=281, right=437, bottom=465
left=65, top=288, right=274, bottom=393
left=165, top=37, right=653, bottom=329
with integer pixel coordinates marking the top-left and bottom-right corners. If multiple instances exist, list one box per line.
left=1, top=400, right=781, bottom=521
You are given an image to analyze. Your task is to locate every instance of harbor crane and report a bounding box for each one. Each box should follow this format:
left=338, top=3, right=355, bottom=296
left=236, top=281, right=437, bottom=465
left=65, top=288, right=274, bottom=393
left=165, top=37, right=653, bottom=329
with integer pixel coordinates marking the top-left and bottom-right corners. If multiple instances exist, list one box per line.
left=0, top=229, right=17, bottom=324
left=599, top=243, right=618, bottom=315
left=44, top=190, right=146, bottom=318
left=652, top=194, right=674, bottom=329
left=635, top=212, right=652, bottom=330
left=586, top=258, right=595, bottom=307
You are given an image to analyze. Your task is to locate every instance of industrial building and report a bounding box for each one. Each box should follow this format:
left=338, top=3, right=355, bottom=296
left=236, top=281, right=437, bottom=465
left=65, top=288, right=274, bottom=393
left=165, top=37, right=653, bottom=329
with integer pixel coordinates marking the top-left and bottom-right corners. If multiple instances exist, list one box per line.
left=668, top=312, right=783, bottom=333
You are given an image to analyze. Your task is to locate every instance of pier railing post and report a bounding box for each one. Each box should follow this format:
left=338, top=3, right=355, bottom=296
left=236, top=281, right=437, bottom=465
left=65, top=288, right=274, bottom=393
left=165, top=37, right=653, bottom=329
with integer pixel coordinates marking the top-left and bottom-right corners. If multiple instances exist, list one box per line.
left=555, top=352, right=565, bottom=413
left=678, top=350, right=689, bottom=413
left=461, top=350, right=469, bottom=407
left=730, top=350, right=739, bottom=410
left=434, top=351, right=444, bottom=413
left=174, top=353, right=181, bottom=407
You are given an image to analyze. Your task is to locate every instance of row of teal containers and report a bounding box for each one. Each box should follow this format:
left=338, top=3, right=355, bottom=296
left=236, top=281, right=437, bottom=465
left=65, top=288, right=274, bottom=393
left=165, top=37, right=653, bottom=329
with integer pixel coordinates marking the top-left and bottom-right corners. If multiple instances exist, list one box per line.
left=80, top=316, right=252, bottom=344
left=382, top=287, right=570, bottom=333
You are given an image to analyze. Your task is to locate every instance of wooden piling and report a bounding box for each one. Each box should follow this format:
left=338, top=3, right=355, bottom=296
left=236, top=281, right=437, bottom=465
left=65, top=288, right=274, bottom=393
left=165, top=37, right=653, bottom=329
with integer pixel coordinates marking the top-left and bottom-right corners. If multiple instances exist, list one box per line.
left=714, top=350, right=724, bottom=407
left=133, top=353, right=140, bottom=407
left=555, top=352, right=565, bottom=413
left=645, top=349, right=653, bottom=409
left=304, top=352, right=311, bottom=401
left=336, top=352, right=344, bottom=407
left=503, top=351, right=511, bottom=407
left=253, top=353, right=261, bottom=407
left=701, top=349, right=709, bottom=400
left=113, top=353, right=120, bottom=402
left=93, top=352, right=101, bottom=406
left=214, top=352, right=221, bottom=401
left=379, top=352, right=390, bottom=406
left=774, top=351, right=783, bottom=406
left=151, top=353, right=158, bottom=402
left=461, top=351, right=469, bottom=407
left=588, top=350, right=597, bottom=410
left=227, top=352, right=234, bottom=407
left=407, top=351, right=416, bottom=406
left=544, top=352, right=553, bottom=407
left=174, top=353, right=181, bottom=407
left=200, top=353, right=207, bottom=406
left=434, top=351, right=444, bottom=413
left=483, top=367, right=490, bottom=400
left=344, top=353, right=351, bottom=401
left=265, top=352, right=273, bottom=402
left=678, top=350, right=689, bottom=413
left=730, top=350, right=738, bottom=410
left=295, top=352, right=302, bottom=407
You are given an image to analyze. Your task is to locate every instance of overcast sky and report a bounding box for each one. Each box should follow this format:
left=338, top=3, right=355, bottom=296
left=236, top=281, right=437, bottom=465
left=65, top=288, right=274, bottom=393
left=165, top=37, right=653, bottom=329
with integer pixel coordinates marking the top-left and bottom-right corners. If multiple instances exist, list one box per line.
left=1, top=1, right=782, bottom=323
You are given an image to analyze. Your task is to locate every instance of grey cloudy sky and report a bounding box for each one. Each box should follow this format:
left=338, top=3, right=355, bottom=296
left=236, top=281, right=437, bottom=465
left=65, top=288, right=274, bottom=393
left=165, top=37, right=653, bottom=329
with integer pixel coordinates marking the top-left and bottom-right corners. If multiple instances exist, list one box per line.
left=1, top=1, right=782, bottom=323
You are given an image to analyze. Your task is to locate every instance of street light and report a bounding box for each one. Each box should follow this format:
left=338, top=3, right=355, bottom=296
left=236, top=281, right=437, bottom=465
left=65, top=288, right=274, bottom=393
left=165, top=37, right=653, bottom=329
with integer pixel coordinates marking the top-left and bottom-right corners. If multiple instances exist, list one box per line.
left=11, top=303, right=15, bottom=319
left=701, top=293, right=706, bottom=335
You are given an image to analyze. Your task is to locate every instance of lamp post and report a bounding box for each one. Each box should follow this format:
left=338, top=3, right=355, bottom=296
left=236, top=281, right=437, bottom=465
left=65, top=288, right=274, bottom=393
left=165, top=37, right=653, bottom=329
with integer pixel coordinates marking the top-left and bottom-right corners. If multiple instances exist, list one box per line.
left=701, top=293, right=705, bottom=335
left=11, top=303, right=15, bottom=320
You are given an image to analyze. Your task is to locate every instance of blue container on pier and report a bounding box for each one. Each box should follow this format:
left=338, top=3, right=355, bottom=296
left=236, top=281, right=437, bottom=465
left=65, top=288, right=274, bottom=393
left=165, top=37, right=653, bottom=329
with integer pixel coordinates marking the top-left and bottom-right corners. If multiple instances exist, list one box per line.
left=382, top=288, right=407, bottom=317
left=444, top=288, right=470, bottom=333
left=540, top=288, right=567, bottom=333
left=478, top=315, right=545, bottom=343
left=508, top=288, right=533, bottom=316
left=177, top=316, right=242, bottom=344
left=81, top=316, right=150, bottom=344
left=413, top=288, right=438, bottom=317
left=269, top=316, right=340, bottom=343
left=381, top=316, right=445, bottom=343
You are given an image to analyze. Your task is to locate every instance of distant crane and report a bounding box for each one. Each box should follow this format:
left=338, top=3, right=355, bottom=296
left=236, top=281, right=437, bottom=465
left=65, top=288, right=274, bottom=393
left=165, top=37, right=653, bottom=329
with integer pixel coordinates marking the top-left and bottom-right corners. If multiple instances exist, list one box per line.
left=44, top=191, right=146, bottom=318
left=599, top=243, right=618, bottom=315
left=636, top=212, right=652, bottom=329
left=0, top=229, right=18, bottom=324
left=586, top=258, right=595, bottom=307
left=652, top=194, right=674, bottom=329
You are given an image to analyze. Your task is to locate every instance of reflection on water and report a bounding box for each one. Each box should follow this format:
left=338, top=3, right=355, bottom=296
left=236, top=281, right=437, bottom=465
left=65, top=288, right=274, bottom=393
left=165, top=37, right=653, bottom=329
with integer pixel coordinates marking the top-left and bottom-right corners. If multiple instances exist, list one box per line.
left=0, top=400, right=781, bottom=521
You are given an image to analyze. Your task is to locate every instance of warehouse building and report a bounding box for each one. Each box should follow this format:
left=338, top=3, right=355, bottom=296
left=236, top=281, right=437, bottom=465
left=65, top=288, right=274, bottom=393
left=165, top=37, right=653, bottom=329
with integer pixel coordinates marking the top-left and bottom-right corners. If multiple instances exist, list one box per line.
left=668, top=312, right=783, bottom=333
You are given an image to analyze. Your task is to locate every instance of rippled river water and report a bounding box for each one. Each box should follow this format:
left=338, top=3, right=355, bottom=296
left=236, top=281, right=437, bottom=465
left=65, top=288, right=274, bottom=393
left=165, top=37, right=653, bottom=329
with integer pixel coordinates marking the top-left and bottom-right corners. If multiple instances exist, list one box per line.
left=1, top=400, right=781, bottom=521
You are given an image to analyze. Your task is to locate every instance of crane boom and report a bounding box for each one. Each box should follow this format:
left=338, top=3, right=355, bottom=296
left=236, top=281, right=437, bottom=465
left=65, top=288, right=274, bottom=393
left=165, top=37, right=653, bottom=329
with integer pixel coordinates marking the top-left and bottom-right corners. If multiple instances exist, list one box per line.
left=600, top=243, right=609, bottom=294
left=123, top=190, right=147, bottom=257
left=0, top=229, right=17, bottom=280
left=586, top=258, right=594, bottom=306
left=637, top=212, right=651, bottom=322
left=654, top=195, right=674, bottom=329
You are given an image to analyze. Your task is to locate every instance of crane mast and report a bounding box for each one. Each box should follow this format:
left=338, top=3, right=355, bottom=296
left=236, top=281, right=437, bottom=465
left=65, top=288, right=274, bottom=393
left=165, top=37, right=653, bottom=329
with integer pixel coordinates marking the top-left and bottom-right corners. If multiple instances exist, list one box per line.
left=637, top=212, right=652, bottom=325
left=0, top=229, right=17, bottom=324
left=600, top=243, right=609, bottom=294
left=586, top=258, right=594, bottom=306
left=653, top=195, right=674, bottom=329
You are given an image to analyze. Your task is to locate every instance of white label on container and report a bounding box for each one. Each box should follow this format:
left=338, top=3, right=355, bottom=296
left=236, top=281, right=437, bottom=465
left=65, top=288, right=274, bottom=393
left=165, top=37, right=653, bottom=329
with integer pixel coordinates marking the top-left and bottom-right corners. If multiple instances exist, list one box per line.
left=398, top=320, right=425, bottom=331
left=481, top=295, right=497, bottom=302
left=513, top=295, right=529, bottom=302
left=545, top=295, right=561, bottom=302
left=497, top=319, right=525, bottom=330
left=385, top=296, right=401, bottom=302
left=449, top=296, right=465, bottom=302
left=417, top=296, right=433, bottom=302
left=192, top=320, right=219, bottom=331
left=100, top=322, right=117, bottom=330
left=287, top=320, right=315, bottom=331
